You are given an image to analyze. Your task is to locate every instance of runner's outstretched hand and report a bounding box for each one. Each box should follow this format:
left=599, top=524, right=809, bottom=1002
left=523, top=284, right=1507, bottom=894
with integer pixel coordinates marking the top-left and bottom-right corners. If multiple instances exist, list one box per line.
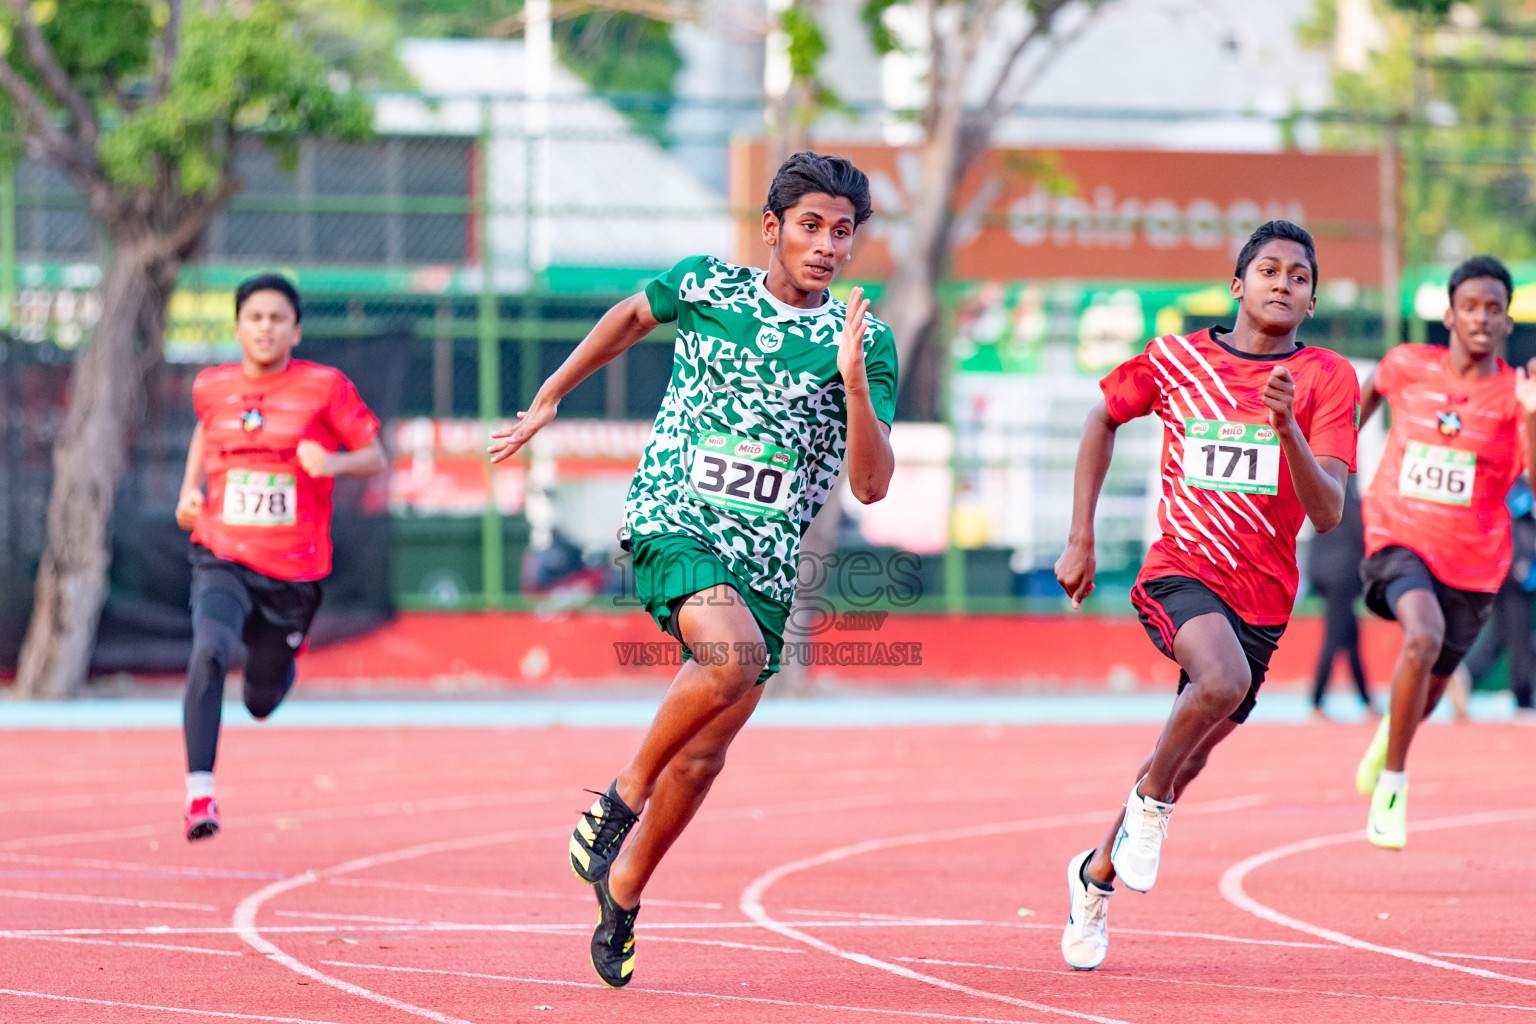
left=489, top=398, right=558, bottom=464
left=1517, top=365, right=1536, bottom=416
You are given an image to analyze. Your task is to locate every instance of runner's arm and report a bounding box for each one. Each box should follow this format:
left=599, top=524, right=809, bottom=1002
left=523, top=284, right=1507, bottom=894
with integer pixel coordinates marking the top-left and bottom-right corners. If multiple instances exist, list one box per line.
left=298, top=437, right=387, bottom=479
left=1265, top=365, right=1348, bottom=531
left=1516, top=362, right=1536, bottom=480
left=175, top=423, right=207, bottom=530
left=1358, top=372, right=1383, bottom=425
left=1054, top=401, right=1120, bottom=609
left=489, top=293, right=659, bottom=464
left=844, top=403, right=893, bottom=503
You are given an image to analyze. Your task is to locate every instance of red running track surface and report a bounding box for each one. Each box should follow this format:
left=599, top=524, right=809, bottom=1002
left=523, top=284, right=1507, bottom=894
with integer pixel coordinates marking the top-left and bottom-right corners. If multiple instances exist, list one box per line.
left=0, top=721, right=1531, bottom=1023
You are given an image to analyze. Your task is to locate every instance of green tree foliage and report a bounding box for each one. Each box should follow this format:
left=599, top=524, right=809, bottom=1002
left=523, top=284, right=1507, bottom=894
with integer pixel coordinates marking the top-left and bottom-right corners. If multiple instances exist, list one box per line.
left=377, top=1, right=682, bottom=106
left=1304, top=0, right=1536, bottom=260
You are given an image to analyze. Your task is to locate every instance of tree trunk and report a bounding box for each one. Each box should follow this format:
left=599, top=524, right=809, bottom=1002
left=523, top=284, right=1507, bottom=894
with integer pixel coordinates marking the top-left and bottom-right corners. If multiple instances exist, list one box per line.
left=15, top=241, right=173, bottom=698
left=882, top=118, right=964, bottom=421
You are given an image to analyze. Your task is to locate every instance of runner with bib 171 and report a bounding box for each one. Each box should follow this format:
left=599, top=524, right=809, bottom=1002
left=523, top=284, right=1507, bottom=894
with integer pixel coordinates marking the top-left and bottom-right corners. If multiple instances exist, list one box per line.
left=486, top=151, right=897, bottom=989
left=1053, top=220, right=1361, bottom=971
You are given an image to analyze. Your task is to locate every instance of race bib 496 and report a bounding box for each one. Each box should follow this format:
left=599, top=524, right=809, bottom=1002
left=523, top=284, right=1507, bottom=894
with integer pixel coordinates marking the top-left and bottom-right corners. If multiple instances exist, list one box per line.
left=1398, top=440, right=1475, bottom=506
left=688, top=431, right=799, bottom=521
left=223, top=469, right=297, bottom=526
left=1183, top=419, right=1281, bottom=495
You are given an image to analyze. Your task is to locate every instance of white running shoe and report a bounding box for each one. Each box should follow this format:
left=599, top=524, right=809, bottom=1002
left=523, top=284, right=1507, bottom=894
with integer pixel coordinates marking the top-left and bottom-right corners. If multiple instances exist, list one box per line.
left=1110, top=778, right=1174, bottom=892
left=1062, top=849, right=1111, bottom=970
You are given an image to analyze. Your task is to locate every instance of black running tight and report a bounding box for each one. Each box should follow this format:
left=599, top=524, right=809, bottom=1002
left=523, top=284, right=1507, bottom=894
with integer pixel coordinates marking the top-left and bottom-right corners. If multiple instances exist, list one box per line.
left=182, top=589, right=297, bottom=773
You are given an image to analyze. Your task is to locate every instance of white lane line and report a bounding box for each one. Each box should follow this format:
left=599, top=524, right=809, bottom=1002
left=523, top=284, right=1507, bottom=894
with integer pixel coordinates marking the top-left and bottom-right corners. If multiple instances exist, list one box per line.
left=742, top=810, right=1132, bottom=1024
left=321, top=961, right=1057, bottom=1024
left=1433, top=953, right=1536, bottom=966
left=0, top=919, right=993, bottom=939
left=895, top=958, right=1536, bottom=1014
left=740, top=795, right=1271, bottom=1024
left=1219, top=807, right=1536, bottom=988
left=275, top=910, right=423, bottom=925
left=327, top=876, right=724, bottom=910
left=0, top=987, right=352, bottom=1023
left=6, top=934, right=244, bottom=956
left=0, top=851, right=283, bottom=879
left=641, top=935, right=806, bottom=954
left=234, top=825, right=566, bottom=1024
left=0, top=887, right=216, bottom=911
left=987, top=920, right=1334, bottom=950
left=0, top=823, right=165, bottom=851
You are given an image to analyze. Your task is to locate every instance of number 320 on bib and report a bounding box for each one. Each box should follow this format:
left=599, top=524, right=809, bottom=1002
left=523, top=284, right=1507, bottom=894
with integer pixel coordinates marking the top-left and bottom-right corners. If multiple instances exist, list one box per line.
left=688, top=432, right=799, bottom=521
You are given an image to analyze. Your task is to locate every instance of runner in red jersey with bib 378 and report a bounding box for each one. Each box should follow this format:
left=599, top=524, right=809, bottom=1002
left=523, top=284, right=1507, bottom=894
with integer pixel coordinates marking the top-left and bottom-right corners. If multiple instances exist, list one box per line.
left=1352, top=256, right=1536, bottom=850
left=173, top=274, right=385, bottom=842
left=1053, top=221, right=1360, bottom=971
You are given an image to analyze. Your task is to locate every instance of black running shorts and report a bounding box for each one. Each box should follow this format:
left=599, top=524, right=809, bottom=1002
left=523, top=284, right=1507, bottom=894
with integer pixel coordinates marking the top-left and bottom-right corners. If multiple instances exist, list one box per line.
left=190, top=544, right=323, bottom=653
left=1131, top=575, right=1286, bottom=725
left=1359, top=545, right=1494, bottom=678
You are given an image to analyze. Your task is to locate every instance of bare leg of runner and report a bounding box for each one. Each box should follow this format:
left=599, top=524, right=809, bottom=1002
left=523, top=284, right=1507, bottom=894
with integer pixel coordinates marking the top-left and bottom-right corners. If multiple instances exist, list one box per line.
left=1385, top=589, right=1446, bottom=772
left=603, top=584, right=767, bottom=908
left=1083, top=613, right=1250, bottom=885
left=607, top=682, right=765, bottom=907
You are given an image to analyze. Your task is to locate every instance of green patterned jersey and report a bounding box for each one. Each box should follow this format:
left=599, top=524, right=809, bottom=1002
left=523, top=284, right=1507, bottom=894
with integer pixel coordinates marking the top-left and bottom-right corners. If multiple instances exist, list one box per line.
left=623, top=255, right=899, bottom=603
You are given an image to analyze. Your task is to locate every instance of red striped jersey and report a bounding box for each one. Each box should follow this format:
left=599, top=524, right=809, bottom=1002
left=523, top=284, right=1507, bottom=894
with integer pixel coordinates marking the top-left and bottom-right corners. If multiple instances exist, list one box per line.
left=1363, top=344, right=1529, bottom=593
left=1100, top=328, right=1360, bottom=625
left=191, top=360, right=379, bottom=581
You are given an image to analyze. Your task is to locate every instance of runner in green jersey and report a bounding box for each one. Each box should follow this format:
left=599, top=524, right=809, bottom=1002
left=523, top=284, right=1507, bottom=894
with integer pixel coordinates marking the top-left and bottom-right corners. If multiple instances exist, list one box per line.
left=488, top=151, right=898, bottom=987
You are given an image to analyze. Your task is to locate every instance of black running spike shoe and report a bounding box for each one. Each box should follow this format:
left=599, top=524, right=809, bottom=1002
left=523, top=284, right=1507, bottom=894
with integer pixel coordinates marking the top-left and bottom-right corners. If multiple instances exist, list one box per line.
left=569, top=780, right=639, bottom=884
left=590, top=876, right=639, bottom=988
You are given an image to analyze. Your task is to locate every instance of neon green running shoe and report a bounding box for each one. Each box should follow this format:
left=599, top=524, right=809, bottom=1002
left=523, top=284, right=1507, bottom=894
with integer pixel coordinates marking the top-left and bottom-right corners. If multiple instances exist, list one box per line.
left=1367, top=782, right=1408, bottom=850
left=1355, top=713, right=1391, bottom=796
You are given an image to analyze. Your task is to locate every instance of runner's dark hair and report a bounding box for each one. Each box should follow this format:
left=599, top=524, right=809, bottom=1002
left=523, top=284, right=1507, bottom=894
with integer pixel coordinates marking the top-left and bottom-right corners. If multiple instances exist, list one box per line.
left=1234, top=220, right=1317, bottom=291
left=235, top=273, right=302, bottom=323
left=1448, top=255, right=1512, bottom=305
left=764, top=151, right=873, bottom=228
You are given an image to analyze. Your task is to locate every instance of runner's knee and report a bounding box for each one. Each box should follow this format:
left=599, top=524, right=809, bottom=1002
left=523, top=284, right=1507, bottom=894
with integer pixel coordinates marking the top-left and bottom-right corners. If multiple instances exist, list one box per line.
left=1402, top=621, right=1445, bottom=666
left=187, top=618, right=240, bottom=694
left=243, top=661, right=295, bottom=720
left=1185, top=669, right=1248, bottom=718
left=675, top=747, right=729, bottom=790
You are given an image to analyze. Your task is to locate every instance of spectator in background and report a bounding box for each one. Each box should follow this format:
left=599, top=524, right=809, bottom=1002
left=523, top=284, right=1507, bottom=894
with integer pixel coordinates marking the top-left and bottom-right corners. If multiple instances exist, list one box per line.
left=1308, top=476, right=1372, bottom=719
left=1452, top=477, right=1536, bottom=721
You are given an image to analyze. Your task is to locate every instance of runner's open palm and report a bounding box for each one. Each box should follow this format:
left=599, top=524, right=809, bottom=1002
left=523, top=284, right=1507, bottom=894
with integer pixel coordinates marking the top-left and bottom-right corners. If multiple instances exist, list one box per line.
left=1518, top=364, right=1536, bottom=416
left=488, top=400, right=558, bottom=464
left=838, top=286, right=871, bottom=392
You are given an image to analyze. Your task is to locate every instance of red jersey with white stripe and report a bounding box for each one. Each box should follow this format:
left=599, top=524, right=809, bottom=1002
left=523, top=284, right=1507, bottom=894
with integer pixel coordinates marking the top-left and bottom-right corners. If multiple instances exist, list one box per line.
left=1363, top=344, right=1528, bottom=593
left=1101, top=328, right=1360, bottom=625
left=191, top=360, right=379, bottom=581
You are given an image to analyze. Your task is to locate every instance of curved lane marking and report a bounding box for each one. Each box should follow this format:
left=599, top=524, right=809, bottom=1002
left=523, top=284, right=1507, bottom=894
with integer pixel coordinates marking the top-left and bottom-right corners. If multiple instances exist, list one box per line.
left=234, top=825, right=563, bottom=1024
left=1218, top=807, right=1536, bottom=988
left=736, top=802, right=1278, bottom=1024
left=323, top=961, right=1062, bottom=1024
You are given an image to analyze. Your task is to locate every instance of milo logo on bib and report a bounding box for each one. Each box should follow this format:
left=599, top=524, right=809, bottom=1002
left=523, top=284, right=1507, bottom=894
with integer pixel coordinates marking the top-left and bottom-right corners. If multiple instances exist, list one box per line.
left=734, top=440, right=765, bottom=457
left=1218, top=423, right=1246, bottom=441
left=703, top=435, right=727, bottom=449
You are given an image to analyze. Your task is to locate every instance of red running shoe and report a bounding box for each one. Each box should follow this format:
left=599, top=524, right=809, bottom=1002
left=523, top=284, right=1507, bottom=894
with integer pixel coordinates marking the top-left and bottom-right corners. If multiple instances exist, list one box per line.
left=185, top=796, right=220, bottom=842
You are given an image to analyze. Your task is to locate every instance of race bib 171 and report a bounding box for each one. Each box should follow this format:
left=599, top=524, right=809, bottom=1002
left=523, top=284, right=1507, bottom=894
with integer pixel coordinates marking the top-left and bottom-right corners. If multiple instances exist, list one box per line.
left=1183, top=419, right=1281, bottom=496
left=223, top=469, right=297, bottom=526
left=1398, top=440, right=1475, bottom=506
left=688, top=431, right=799, bottom=521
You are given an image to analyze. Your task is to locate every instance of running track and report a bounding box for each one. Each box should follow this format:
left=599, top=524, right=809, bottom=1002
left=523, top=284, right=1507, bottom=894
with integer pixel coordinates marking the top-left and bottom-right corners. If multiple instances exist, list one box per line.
left=0, top=714, right=1531, bottom=1023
